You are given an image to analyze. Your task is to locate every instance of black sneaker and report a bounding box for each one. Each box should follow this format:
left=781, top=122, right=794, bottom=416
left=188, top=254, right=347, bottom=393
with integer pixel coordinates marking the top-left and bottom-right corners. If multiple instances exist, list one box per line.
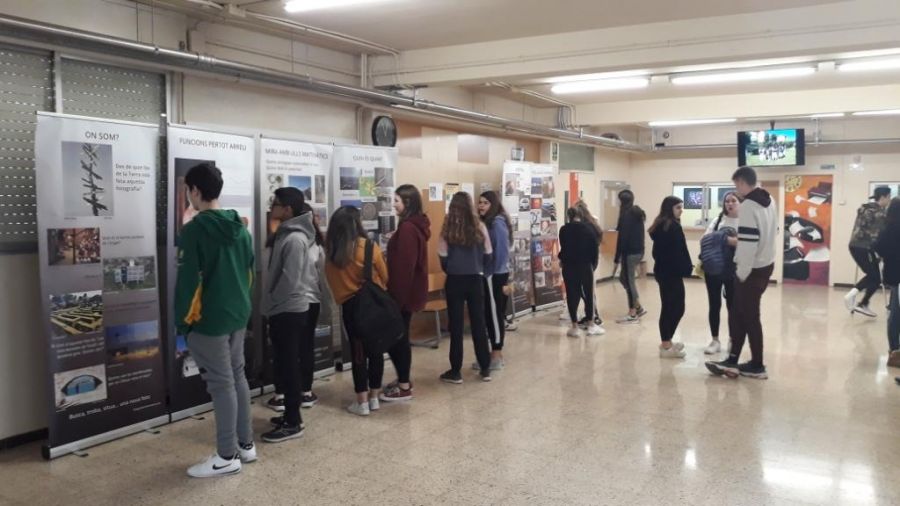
left=738, top=362, right=768, bottom=380
left=301, top=392, right=318, bottom=408
left=440, top=370, right=463, bottom=384
left=706, top=358, right=739, bottom=378
left=895, top=377, right=900, bottom=386
left=577, top=317, right=591, bottom=330
left=266, top=395, right=285, bottom=412
left=635, top=307, right=647, bottom=318
left=262, top=423, right=304, bottom=443
left=270, top=415, right=284, bottom=426
left=594, top=316, right=604, bottom=326
left=479, top=369, right=492, bottom=382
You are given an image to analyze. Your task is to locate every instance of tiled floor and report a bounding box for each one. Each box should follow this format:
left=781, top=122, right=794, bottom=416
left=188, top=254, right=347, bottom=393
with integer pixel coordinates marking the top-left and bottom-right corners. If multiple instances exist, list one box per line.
left=2, top=279, right=899, bottom=505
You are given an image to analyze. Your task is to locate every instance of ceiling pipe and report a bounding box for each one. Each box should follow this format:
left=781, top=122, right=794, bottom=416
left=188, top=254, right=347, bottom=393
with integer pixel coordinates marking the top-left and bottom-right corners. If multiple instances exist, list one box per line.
left=653, top=138, right=900, bottom=151
left=0, top=13, right=645, bottom=152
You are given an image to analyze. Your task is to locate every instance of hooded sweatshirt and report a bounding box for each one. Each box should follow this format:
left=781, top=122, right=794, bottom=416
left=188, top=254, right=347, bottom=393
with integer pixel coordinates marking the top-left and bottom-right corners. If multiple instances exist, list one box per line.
left=649, top=220, right=692, bottom=279
left=735, top=187, right=778, bottom=282
left=387, top=214, right=431, bottom=312
left=849, top=202, right=886, bottom=249
left=175, top=209, right=254, bottom=336
left=615, top=206, right=646, bottom=263
left=263, top=212, right=321, bottom=316
left=485, top=216, right=511, bottom=276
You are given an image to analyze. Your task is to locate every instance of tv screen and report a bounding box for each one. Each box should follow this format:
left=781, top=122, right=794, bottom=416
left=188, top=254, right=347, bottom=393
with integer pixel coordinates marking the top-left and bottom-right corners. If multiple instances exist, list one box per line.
left=738, top=128, right=805, bottom=167
left=683, top=187, right=704, bottom=210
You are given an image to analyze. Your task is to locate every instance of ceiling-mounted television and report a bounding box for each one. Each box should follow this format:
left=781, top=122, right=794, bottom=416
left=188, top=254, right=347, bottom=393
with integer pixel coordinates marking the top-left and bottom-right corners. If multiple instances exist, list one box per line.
left=737, top=128, right=805, bottom=167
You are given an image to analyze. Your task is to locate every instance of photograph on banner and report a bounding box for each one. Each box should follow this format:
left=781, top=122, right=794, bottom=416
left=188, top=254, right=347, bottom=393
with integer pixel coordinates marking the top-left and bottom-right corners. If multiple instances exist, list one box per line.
left=332, top=145, right=398, bottom=251
left=259, top=138, right=332, bottom=242
left=783, top=175, right=833, bottom=285
left=36, top=113, right=166, bottom=453
left=166, top=126, right=256, bottom=415
left=503, top=160, right=536, bottom=314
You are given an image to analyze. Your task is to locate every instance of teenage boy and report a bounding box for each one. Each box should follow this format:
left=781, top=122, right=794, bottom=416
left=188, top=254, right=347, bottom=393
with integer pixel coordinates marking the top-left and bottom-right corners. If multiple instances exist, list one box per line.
left=706, top=166, right=778, bottom=380
left=261, top=187, right=319, bottom=443
left=175, top=163, right=255, bottom=477
left=845, top=186, right=891, bottom=317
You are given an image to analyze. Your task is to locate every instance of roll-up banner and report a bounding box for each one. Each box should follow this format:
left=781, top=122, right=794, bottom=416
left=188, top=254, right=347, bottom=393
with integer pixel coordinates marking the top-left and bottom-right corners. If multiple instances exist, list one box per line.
left=165, top=126, right=256, bottom=419
left=35, top=113, right=167, bottom=459
left=502, top=161, right=535, bottom=316
left=529, top=163, right=564, bottom=308
left=258, top=137, right=336, bottom=383
left=332, top=145, right=399, bottom=252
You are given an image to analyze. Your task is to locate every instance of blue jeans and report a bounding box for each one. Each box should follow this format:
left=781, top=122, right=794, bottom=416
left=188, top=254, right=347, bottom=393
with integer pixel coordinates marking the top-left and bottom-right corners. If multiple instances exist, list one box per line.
left=889, top=285, right=900, bottom=352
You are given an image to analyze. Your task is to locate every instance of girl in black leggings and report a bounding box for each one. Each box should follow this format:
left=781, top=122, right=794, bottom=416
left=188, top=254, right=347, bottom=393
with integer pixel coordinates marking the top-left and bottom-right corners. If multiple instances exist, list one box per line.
left=438, top=192, right=494, bottom=384
left=558, top=207, right=602, bottom=338
left=649, top=196, right=693, bottom=359
left=702, top=192, right=740, bottom=355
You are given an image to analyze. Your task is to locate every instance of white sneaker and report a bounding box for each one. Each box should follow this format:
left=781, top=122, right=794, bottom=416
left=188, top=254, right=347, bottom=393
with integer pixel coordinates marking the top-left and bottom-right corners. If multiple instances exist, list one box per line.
left=347, top=401, right=370, bottom=416
left=368, top=397, right=380, bottom=411
left=854, top=304, right=877, bottom=318
left=616, top=315, right=640, bottom=324
left=586, top=324, right=606, bottom=336
left=704, top=340, right=722, bottom=355
left=187, top=454, right=241, bottom=478
left=659, top=345, right=686, bottom=359
left=566, top=327, right=582, bottom=338
left=238, top=443, right=257, bottom=463
left=844, top=288, right=859, bottom=312
left=671, top=342, right=685, bottom=351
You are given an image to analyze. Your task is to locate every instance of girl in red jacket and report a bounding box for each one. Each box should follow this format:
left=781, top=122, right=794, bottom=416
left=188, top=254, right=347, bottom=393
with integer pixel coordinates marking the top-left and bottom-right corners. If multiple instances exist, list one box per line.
left=380, top=184, right=431, bottom=402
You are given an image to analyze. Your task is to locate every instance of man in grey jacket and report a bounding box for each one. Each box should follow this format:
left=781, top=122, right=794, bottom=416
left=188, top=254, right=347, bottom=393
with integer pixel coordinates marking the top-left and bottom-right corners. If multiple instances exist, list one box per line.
left=261, top=187, right=320, bottom=443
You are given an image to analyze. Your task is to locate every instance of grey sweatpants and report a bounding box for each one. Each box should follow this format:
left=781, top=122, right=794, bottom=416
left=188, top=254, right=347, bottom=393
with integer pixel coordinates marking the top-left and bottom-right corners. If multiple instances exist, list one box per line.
left=187, top=329, right=253, bottom=457
left=620, top=253, right=642, bottom=310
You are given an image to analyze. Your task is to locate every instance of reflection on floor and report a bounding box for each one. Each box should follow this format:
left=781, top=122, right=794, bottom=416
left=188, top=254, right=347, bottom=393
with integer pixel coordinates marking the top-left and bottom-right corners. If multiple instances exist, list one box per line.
left=2, top=279, right=899, bottom=505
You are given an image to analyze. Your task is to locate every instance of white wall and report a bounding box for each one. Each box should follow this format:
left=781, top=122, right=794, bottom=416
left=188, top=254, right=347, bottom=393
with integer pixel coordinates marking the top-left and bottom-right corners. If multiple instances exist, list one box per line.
left=630, top=142, right=900, bottom=286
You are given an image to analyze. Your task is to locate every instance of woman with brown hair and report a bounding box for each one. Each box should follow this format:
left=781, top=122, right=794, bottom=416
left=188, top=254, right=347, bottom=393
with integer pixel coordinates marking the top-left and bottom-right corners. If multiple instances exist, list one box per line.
left=476, top=191, right=513, bottom=370
left=649, top=196, right=692, bottom=359
left=380, top=184, right=430, bottom=402
left=324, top=206, right=389, bottom=416
left=438, top=192, right=494, bottom=384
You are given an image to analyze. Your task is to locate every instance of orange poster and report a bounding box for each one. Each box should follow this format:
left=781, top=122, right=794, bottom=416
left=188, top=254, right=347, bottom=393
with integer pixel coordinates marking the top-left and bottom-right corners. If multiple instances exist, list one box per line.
left=783, top=175, right=832, bottom=285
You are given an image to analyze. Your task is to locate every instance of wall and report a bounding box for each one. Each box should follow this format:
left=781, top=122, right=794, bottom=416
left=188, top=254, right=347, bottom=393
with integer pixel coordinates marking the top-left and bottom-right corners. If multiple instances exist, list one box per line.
left=630, top=140, right=900, bottom=286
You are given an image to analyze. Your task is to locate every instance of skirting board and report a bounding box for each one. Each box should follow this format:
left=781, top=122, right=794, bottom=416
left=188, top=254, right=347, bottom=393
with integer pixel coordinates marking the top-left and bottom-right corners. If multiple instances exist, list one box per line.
left=42, top=414, right=169, bottom=460
left=0, top=428, right=48, bottom=452
left=170, top=402, right=214, bottom=423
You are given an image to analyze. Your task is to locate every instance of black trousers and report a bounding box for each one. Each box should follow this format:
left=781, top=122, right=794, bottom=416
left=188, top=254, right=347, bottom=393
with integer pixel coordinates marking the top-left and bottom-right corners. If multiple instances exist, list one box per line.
left=272, top=303, right=320, bottom=395
left=484, top=273, right=510, bottom=351
left=563, top=263, right=594, bottom=323
left=729, top=264, right=773, bottom=366
left=704, top=274, right=734, bottom=339
left=385, top=310, right=412, bottom=384
left=656, top=276, right=685, bottom=343
left=446, top=274, right=491, bottom=373
left=342, top=297, right=384, bottom=394
left=268, top=312, right=307, bottom=427
left=850, top=246, right=881, bottom=306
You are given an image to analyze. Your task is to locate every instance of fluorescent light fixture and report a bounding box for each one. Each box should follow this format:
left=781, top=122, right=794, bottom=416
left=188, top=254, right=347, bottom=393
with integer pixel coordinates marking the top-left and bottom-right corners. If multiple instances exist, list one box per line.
left=543, top=70, right=650, bottom=84
left=838, top=58, right=900, bottom=72
left=852, top=109, right=900, bottom=116
left=285, top=0, right=385, bottom=13
left=671, top=66, right=816, bottom=85
left=648, top=118, right=736, bottom=127
left=809, top=112, right=845, bottom=118
left=551, top=78, right=649, bottom=94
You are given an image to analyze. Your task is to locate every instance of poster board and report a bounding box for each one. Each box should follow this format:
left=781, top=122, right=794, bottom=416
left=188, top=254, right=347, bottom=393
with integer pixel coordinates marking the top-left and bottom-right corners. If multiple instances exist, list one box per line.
left=502, top=161, right=535, bottom=315
left=529, top=163, right=564, bottom=308
left=332, top=145, right=399, bottom=252
left=783, top=175, right=833, bottom=285
left=258, top=137, right=335, bottom=377
left=35, top=113, right=167, bottom=458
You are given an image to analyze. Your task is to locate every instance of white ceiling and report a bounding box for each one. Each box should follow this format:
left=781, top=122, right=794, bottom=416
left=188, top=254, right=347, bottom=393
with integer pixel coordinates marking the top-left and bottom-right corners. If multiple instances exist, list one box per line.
left=234, top=0, right=839, bottom=50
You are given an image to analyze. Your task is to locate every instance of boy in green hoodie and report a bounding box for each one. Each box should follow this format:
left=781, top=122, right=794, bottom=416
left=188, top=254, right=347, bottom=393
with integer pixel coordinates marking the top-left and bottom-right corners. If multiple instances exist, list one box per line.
left=175, top=163, right=255, bottom=478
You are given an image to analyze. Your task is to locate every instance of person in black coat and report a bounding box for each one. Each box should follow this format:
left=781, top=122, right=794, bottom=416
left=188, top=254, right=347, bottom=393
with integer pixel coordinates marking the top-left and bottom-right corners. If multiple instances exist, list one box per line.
left=649, top=196, right=693, bottom=358
left=558, top=207, right=603, bottom=337
left=874, top=197, right=900, bottom=370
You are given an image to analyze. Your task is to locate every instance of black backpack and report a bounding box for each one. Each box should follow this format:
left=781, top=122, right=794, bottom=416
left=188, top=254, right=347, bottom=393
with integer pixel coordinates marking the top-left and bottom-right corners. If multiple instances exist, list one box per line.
left=346, top=240, right=404, bottom=354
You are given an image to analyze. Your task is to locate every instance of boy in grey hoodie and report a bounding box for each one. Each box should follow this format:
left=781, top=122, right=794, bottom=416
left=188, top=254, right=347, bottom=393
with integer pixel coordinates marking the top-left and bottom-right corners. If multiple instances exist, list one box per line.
left=261, top=187, right=321, bottom=443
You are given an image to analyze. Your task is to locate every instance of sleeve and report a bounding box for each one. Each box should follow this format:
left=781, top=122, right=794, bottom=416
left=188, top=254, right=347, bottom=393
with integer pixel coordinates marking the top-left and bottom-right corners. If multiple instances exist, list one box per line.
left=679, top=227, right=693, bottom=277
left=614, top=215, right=625, bottom=263
left=589, top=228, right=600, bottom=269
left=174, top=224, right=201, bottom=335
left=704, top=217, right=717, bottom=237
left=272, top=236, right=304, bottom=300
left=373, top=243, right=389, bottom=289
left=387, top=226, right=416, bottom=306
left=734, top=202, right=758, bottom=282
left=481, top=223, right=494, bottom=276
